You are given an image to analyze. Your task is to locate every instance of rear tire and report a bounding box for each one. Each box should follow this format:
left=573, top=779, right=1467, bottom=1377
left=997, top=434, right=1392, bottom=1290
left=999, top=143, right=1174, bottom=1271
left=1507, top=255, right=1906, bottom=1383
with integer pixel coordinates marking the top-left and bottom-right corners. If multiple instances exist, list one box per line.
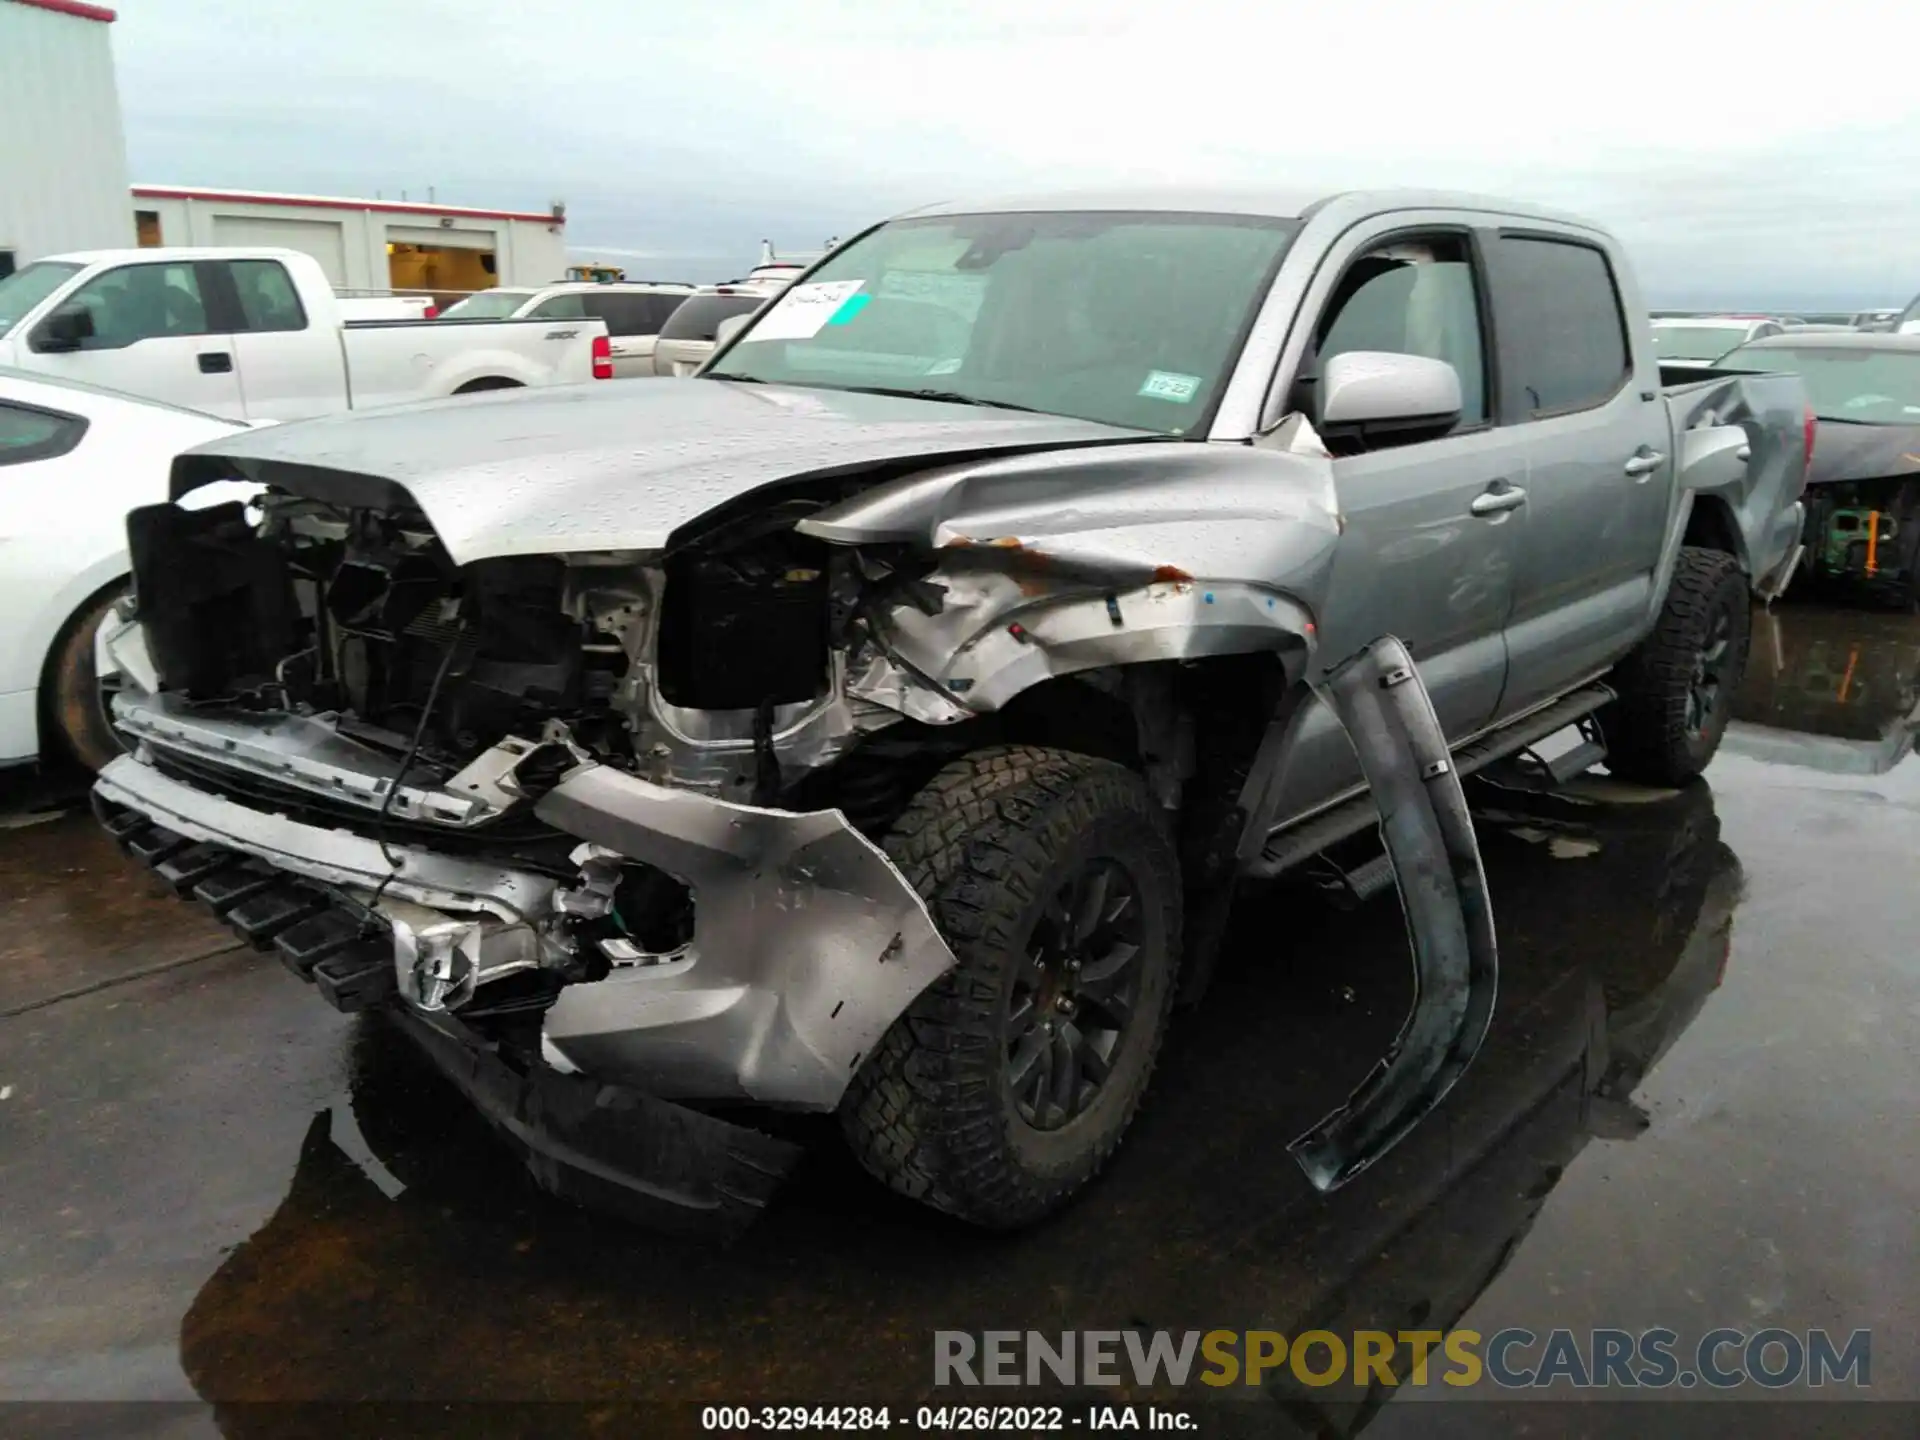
left=839, top=746, right=1181, bottom=1229
left=45, top=585, right=127, bottom=773
left=1605, top=547, right=1750, bottom=785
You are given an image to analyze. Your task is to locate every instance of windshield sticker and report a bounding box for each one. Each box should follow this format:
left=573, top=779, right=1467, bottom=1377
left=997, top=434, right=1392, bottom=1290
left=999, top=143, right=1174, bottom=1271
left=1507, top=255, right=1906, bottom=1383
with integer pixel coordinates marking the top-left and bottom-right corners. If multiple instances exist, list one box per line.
left=827, top=292, right=872, bottom=325
left=744, top=280, right=866, bottom=341
left=1139, top=370, right=1201, bottom=403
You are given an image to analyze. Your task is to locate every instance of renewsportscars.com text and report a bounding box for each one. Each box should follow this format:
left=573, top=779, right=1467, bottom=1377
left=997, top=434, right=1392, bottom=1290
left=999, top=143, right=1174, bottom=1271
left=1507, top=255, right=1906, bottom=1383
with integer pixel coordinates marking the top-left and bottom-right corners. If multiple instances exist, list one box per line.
left=934, top=1327, right=1871, bottom=1391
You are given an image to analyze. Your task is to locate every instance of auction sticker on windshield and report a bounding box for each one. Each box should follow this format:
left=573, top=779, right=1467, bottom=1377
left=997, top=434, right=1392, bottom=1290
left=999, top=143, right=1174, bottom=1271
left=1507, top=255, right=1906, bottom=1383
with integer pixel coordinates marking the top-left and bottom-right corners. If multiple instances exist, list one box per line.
left=745, top=281, right=867, bottom=341
left=1139, top=370, right=1201, bottom=403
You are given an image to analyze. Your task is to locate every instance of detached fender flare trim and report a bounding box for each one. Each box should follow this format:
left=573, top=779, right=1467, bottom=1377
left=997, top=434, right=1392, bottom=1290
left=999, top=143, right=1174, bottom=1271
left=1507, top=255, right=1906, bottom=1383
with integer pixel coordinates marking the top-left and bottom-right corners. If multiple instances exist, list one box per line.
left=1286, top=634, right=1499, bottom=1191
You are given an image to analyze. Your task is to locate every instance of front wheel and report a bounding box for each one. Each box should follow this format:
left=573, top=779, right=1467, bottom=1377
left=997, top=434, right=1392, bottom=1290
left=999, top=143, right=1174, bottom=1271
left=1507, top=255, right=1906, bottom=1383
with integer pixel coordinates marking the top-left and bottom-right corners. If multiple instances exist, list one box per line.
left=1605, top=547, right=1751, bottom=785
left=839, top=746, right=1182, bottom=1229
left=45, top=586, right=128, bottom=773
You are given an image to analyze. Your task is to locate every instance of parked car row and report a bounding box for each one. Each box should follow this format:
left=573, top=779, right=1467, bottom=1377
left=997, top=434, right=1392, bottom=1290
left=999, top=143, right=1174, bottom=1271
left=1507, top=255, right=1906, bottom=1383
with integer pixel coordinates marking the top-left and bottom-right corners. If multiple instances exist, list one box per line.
left=1652, top=302, right=1918, bottom=370
left=437, top=273, right=795, bottom=377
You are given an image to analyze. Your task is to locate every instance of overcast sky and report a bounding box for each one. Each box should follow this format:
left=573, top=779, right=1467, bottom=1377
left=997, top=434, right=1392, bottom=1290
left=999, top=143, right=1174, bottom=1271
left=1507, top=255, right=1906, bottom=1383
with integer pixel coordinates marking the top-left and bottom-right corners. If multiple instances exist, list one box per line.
left=112, top=0, right=1920, bottom=306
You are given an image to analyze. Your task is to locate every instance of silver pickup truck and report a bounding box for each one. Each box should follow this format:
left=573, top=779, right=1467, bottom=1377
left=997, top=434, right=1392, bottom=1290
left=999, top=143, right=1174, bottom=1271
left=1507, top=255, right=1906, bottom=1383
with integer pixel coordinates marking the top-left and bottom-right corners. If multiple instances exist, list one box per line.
left=91, top=189, right=1808, bottom=1234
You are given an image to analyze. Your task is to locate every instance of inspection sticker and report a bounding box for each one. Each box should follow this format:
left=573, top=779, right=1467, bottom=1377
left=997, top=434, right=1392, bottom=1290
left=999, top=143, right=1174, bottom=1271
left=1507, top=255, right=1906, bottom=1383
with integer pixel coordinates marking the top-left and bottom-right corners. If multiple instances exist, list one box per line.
left=744, top=281, right=867, bottom=341
left=1139, top=369, right=1201, bottom=402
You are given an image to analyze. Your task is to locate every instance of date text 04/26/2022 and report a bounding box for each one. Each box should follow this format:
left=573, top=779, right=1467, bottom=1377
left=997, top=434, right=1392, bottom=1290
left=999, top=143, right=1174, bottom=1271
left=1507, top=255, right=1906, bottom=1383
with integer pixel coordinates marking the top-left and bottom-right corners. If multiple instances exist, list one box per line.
left=701, top=1404, right=1195, bottom=1431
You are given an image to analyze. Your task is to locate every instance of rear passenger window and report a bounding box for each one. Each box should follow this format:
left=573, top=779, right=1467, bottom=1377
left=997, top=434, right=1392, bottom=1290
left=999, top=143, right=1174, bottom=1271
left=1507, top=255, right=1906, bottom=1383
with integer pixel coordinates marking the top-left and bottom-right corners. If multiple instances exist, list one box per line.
left=228, top=260, right=308, bottom=333
left=528, top=293, right=589, bottom=320
left=0, top=401, right=87, bottom=465
left=1489, top=236, right=1630, bottom=416
left=580, top=294, right=673, bottom=336
left=638, top=294, right=684, bottom=332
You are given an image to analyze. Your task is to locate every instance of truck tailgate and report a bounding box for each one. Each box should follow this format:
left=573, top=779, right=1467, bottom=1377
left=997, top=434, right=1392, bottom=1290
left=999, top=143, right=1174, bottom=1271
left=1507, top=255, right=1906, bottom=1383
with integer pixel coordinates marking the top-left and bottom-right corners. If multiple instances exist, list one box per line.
left=338, top=315, right=609, bottom=409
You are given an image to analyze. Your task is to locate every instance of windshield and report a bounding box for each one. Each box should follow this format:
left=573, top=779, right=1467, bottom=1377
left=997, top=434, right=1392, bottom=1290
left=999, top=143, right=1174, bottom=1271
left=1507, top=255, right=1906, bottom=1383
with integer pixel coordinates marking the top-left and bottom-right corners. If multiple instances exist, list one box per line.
left=0, top=262, right=82, bottom=338
left=1719, top=344, right=1920, bottom=422
left=437, top=290, right=534, bottom=320
left=707, top=211, right=1299, bottom=434
left=1651, top=324, right=1750, bottom=361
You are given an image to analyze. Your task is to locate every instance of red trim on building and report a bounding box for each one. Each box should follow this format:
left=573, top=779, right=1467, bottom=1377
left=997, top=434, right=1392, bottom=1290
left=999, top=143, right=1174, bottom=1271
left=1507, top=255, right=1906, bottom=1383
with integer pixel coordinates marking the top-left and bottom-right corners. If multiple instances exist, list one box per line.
left=8, top=0, right=118, bottom=23
left=130, top=186, right=563, bottom=227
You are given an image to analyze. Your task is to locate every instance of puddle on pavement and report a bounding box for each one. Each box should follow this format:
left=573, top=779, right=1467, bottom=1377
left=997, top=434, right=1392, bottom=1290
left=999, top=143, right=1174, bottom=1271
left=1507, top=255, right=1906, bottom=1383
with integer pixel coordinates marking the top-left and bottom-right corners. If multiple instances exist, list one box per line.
left=1731, top=600, right=1920, bottom=773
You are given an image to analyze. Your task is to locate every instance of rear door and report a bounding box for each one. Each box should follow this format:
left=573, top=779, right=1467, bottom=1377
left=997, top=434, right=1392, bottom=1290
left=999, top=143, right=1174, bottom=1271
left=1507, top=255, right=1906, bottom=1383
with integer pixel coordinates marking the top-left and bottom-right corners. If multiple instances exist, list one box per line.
left=217, top=258, right=349, bottom=421
left=21, top=261, right=245, bottom=418
left=1482, top=231, right=1671, bottom=717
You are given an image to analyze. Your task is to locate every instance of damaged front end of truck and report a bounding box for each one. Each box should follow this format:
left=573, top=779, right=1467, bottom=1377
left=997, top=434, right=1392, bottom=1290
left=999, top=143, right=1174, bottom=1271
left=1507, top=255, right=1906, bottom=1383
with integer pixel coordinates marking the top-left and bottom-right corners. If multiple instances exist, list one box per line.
left=93, top=383, right=1496, bottom=1234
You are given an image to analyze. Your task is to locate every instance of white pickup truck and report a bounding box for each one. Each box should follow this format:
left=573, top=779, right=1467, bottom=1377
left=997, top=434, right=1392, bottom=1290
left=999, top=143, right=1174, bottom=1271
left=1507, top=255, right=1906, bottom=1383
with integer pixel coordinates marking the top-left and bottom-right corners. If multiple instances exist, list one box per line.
left=0, top=248, right=611, bottom=422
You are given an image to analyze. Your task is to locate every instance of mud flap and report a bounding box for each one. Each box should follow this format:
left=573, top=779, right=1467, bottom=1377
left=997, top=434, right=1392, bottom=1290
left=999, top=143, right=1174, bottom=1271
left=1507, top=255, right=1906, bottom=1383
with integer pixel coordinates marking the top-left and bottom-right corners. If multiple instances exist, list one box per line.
left=1288, top=635, right=1499, bottom=1191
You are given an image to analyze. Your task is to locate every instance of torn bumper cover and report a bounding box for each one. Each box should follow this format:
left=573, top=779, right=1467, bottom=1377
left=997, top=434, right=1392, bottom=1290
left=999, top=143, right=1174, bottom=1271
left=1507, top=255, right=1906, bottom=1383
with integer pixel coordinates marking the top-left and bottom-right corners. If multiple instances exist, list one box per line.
left=94, top=742, right=952, bottom=1231
left=93, top=749, right=957, bottom=1111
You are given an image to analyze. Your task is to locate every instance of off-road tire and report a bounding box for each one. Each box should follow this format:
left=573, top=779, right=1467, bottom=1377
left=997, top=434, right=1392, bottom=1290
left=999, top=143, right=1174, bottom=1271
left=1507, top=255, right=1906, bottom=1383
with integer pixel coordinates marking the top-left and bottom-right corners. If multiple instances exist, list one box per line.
left=1605, top=547, right=1750, bottom=785
left=840, top=746, right=1182, bottom=1228
left=44, top=585, right=126, bottom=773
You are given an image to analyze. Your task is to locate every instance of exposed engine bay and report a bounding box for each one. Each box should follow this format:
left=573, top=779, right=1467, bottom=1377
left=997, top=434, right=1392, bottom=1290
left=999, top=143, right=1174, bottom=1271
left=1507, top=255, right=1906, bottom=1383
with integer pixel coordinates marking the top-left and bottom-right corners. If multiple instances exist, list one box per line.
left=124, top=490, right=867, bottom=807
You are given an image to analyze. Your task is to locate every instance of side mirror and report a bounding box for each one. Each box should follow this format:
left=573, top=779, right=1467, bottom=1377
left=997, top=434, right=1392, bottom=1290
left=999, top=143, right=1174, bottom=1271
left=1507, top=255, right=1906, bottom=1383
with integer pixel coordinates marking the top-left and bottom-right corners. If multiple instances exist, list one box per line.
left=1318, top=351, right=1462, bottom=450
left=712, top=313, right=752, bottom=349
left=32, top=305, right=94, bottom=354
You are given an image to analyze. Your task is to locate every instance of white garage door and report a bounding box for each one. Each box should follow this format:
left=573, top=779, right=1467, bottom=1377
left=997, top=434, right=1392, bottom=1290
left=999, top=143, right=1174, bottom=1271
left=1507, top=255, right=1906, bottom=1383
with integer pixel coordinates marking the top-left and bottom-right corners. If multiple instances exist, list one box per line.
left=210, top=215, right=348, bottom=285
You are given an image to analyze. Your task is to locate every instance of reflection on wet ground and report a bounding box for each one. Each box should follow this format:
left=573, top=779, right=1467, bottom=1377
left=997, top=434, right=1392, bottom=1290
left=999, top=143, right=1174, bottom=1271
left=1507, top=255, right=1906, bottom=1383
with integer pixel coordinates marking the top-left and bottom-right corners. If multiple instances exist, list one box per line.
left=1, top=600, right=1916, bottom=1437
left=1732, top=601, right=1920, bottom=772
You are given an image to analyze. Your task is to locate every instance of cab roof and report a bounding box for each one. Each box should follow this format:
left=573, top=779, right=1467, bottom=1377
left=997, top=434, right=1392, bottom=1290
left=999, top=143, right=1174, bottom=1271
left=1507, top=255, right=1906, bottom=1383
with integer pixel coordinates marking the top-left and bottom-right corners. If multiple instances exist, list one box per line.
left=898, top=186, right=1606, bottom=235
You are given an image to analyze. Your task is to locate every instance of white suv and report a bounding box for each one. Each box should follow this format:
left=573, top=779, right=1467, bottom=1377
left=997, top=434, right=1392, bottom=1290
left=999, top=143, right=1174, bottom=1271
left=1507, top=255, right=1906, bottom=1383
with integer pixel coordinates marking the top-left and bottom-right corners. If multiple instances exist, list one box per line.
left=438, top=282, right=696, bottom=376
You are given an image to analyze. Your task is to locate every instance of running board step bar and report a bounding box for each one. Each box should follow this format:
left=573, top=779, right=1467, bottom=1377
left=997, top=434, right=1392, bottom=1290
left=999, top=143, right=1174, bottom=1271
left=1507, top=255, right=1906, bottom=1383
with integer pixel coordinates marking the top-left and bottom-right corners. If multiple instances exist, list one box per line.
left=1245, top=682, right=1615, bottom=881
left=1478, top=713, right=1610, bottom=792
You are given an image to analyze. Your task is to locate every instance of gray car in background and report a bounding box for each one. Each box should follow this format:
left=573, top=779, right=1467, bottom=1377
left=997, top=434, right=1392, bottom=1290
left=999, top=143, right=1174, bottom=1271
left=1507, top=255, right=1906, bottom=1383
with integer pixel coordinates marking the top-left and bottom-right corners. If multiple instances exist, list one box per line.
left=92, top=187, right=1809, bottom=1235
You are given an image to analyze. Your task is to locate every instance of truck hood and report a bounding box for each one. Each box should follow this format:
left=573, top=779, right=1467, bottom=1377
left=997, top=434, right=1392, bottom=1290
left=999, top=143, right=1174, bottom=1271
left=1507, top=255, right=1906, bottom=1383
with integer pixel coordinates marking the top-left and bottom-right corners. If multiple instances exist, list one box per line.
left=169, top=378, right=1149, bottom=564
left=1805, top=420, right=1920, bottom=488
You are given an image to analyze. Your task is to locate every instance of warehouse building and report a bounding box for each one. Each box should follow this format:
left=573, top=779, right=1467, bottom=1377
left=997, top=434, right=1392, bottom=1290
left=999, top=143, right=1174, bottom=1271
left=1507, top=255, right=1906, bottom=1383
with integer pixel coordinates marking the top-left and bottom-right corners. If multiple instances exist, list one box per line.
left=129, top=187, right=571, bottom=296
left=0, top=0, right=134, bottom=275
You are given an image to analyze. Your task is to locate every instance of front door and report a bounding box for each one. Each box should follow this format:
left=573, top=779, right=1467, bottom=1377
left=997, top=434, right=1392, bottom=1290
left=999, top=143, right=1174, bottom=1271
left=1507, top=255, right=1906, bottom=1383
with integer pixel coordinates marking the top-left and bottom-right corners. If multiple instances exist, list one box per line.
left=24, top=261, right=245, bottom=419
left=1263, top=227, right=1526, bottom=822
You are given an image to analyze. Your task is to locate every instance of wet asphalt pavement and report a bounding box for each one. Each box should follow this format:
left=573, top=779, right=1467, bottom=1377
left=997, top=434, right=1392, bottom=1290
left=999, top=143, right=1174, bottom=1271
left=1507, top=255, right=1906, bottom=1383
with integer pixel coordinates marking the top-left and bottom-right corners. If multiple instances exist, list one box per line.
left=0, top=601, right=1915, bottom=1439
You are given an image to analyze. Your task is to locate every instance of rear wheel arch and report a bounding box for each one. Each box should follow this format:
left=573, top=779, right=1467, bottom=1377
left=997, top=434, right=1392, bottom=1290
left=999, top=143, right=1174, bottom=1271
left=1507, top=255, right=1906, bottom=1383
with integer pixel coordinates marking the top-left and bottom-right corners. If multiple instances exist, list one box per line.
left=453, top=376, right=524, bottom=394
left=1681, top=493, right=1745, bottom=565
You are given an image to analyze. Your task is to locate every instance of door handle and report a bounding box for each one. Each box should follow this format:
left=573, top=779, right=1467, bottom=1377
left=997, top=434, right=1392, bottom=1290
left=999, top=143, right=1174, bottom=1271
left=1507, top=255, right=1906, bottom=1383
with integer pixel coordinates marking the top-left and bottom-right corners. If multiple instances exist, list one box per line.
left=197, top=352, right=233, bottom=374
left=1623, top=449, right=1666, bottom=477
left=1469, top=482, right=1528, bottom=517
